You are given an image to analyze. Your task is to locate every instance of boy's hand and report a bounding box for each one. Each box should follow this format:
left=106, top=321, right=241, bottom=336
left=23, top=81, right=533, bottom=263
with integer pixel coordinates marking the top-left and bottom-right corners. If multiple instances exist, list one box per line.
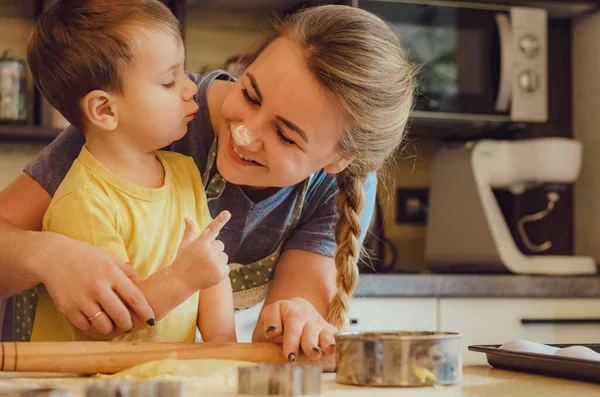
left=172, top=211, right=231, bottom=292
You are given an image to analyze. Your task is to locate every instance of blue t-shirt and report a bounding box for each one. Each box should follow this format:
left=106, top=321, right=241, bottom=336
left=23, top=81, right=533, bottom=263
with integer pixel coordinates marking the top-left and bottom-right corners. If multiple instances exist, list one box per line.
left=24, top=70, right=377, bottom=263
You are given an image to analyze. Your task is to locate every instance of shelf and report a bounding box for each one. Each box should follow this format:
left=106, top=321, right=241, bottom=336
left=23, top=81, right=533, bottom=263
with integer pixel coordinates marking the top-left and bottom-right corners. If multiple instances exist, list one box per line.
left=0, top=125, right=61, bottom=142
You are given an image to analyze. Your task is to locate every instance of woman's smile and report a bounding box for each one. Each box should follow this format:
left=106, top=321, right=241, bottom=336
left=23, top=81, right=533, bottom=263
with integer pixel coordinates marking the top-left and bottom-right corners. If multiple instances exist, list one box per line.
left=228, top=134, right=262, bottom=167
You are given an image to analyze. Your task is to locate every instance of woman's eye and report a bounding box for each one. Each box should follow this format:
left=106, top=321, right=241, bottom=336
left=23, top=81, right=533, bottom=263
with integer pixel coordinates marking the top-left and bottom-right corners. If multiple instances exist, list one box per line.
left=276, top=126, right=295, bottom=145
left=162, top=81, right=175, bottom=88
left=240, top=87, right=294, bottom=146
left=242, top=88, right=260, bottom=106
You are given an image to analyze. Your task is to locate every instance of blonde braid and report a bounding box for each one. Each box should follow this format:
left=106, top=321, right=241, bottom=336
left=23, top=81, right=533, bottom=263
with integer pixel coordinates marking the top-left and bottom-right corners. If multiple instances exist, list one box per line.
left=327, top=170, right=367, bottom=330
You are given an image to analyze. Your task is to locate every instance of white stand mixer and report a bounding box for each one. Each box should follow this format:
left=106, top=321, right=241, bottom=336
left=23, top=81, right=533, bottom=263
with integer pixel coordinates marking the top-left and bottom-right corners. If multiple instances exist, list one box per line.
left=425, top=137, right=596, bottom=275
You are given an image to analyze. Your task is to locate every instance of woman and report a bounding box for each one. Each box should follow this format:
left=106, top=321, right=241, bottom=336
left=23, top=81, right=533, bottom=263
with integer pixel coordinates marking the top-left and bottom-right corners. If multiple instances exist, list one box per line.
left=0, top=5, right=415, bottom=360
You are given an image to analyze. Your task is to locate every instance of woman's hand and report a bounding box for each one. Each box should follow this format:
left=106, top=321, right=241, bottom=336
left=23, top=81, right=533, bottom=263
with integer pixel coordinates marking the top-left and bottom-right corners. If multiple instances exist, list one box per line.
left=257, top=297, right=338, bottom=361
left=36, top=231, right=155, bottom=335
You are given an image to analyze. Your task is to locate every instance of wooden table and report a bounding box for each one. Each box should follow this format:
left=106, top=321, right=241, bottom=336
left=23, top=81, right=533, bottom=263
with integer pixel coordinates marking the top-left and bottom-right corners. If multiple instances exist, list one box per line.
left=1, top=366, right=599, bottom=396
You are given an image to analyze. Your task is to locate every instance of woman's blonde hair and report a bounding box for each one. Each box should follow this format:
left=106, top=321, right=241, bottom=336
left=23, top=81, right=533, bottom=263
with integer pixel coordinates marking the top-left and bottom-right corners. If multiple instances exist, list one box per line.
left=257, top=5, right=416, bottom=330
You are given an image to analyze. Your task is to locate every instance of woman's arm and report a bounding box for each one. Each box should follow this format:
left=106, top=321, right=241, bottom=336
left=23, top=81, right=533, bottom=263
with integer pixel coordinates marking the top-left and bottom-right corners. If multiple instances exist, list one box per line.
left=0, top=173, right=52, bottom=294
left=251, top=172, right=377, bottom=361
left=0, top=173, right=154, bottom=333
left=253, top=249, right=338, bottom=360
left=261, top=250, right=336, bottom=318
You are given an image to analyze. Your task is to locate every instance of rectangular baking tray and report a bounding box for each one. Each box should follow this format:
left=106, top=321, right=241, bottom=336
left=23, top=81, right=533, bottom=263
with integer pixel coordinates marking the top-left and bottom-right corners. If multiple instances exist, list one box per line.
left=468, top=344, right=600, bottom=384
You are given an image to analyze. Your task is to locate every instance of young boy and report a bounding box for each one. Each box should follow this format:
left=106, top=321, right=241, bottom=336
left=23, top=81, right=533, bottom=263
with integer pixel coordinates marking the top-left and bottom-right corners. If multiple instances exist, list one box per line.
left=27, top=0, right=236, bottom=343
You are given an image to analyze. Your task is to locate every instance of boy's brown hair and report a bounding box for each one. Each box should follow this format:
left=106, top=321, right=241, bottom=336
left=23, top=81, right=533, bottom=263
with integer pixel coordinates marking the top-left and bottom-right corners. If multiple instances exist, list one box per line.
left=27, top=0, right=181, bottom=130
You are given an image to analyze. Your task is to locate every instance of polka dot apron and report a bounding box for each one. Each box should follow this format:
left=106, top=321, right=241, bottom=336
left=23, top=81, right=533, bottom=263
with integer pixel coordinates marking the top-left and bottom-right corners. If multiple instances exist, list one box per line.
left=202, top=137, right=309, bottom=310
left=7, top=288, right=37, bottom=341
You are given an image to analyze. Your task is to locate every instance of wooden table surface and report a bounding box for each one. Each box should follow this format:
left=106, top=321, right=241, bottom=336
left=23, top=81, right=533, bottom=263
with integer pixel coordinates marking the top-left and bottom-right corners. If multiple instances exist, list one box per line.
left=1, top=366, right=599, bottom=396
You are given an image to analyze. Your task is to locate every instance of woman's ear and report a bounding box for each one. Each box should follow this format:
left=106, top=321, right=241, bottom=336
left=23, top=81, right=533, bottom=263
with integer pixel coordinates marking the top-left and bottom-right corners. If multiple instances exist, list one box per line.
left=81, top=90, right=118, bottom=131
left=324, top=155, right=355, bottom=174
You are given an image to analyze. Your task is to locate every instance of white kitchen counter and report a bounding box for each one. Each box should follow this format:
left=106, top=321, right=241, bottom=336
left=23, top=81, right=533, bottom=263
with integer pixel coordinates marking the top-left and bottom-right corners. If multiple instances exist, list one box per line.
left=355, top=274, right=600, bottom=298
left=1, top=366, right=599, bottom=396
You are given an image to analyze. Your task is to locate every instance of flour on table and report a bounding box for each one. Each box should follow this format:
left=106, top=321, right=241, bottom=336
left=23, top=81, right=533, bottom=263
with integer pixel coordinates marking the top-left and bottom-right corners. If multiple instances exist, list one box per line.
left=100, top=358, right=256, bottom=389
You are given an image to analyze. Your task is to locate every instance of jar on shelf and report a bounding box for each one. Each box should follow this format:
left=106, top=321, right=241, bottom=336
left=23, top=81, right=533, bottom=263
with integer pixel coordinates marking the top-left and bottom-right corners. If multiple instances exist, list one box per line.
left=0, top=50, right=28, bottom=124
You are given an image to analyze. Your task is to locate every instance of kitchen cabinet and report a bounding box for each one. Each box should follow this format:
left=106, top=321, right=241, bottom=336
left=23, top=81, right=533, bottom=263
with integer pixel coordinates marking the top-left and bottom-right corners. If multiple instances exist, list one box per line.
left=438, top=298, right=600, bottom=365
left=421, top=0, right=600, bottom=19
left=0, top=126, right=61, bottom=141
left=189, top=0, right=600, bottom=20
left=348, top=297, right=437, bottom=332
left=234, top=303, right=264, bottom=342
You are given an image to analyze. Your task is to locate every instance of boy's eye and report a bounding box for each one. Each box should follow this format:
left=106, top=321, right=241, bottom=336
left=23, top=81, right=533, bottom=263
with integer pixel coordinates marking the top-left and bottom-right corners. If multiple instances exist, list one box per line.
left=162, top=81, right=175, bottom=88
left=242, top=88, right=260, bottom=106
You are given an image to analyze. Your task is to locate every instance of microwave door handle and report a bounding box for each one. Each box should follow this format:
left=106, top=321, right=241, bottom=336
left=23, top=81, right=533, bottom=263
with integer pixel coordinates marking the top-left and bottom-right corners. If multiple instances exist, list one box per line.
left=495, top=13, right=514, bottom=112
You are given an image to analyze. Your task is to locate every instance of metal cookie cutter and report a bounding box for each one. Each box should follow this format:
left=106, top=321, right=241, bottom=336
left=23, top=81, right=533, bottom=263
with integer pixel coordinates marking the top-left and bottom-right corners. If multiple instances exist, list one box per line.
left=238, top=363, right=322, bottom=396
left=335, top=331, right=463, bottom=387
left=85, top=379, right=184, bottom=397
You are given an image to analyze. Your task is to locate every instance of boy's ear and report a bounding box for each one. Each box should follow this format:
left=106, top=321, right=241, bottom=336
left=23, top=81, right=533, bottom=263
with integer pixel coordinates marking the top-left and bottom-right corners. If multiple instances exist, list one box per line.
left=323, top=154, right=355, bottom=175
left=81, top=90, right=118, bottom=131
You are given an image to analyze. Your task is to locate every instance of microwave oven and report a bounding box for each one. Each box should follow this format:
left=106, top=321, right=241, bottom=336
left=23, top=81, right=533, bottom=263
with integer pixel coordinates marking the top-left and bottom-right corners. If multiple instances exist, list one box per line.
left=354, top=0, right=548, bottom=124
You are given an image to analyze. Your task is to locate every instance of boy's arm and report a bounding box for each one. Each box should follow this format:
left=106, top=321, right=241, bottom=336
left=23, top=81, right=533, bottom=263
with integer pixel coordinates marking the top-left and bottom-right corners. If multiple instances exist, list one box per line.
left=85, top=215, right=231, bottom=340
left=46, top=190, right=198, bottom=340
left=189, top=157, right=236, bottom=342
left=197, top=277, right=237, bottom=342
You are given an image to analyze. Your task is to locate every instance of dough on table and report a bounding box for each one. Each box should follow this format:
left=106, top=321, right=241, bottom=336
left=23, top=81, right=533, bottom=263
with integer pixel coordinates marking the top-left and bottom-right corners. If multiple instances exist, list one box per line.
left=101, top=359, right=255, bottom=379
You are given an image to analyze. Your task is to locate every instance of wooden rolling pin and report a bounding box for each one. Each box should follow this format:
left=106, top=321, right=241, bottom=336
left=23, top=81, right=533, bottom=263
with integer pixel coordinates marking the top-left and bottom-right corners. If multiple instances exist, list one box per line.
left=0, top=342, right=335, bottom=374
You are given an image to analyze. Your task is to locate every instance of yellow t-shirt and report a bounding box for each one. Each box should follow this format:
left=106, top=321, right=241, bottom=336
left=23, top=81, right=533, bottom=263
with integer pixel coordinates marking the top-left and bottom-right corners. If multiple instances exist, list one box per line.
left=31, top=146, right=211, bottom=342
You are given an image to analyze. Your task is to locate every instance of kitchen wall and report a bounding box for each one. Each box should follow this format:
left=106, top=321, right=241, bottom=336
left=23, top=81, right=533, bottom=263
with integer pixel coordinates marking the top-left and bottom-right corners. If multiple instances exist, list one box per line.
left=573, top=11, right=600, bottom=262
left=184, top=9, right=269, bottom=73
left=0, top=1, right=34, bottom=63
left=377, top=138, right=441, bottom=272
left=0, top=143, right=45, bottom=189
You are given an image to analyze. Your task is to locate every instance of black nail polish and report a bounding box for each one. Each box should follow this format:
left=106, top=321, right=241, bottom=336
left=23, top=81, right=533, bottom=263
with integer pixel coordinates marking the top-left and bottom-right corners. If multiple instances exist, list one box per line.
left=288, top=353, right=296, bottom=363
left=125, top=327, right=133, bottom=334
left=147, top=318, right=156, bottom=326
left=313, top=346, right=323, bottom=355
left=266, top=326, right=277, bottom=333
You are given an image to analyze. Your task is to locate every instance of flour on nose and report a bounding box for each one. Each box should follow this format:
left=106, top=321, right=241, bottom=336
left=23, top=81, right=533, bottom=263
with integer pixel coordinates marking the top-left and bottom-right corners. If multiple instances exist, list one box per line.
left=232, top=123, right=253, bottom=146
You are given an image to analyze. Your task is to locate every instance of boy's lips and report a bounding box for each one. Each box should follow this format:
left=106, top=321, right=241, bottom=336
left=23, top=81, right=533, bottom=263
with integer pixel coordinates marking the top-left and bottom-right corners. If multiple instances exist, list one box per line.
left=185, top=106, right=199, bottom=119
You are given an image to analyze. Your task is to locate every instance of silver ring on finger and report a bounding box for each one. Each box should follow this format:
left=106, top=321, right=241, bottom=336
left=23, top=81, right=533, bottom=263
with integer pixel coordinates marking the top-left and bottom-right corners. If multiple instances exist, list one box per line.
left=87, top=310, right=104, bottom=322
